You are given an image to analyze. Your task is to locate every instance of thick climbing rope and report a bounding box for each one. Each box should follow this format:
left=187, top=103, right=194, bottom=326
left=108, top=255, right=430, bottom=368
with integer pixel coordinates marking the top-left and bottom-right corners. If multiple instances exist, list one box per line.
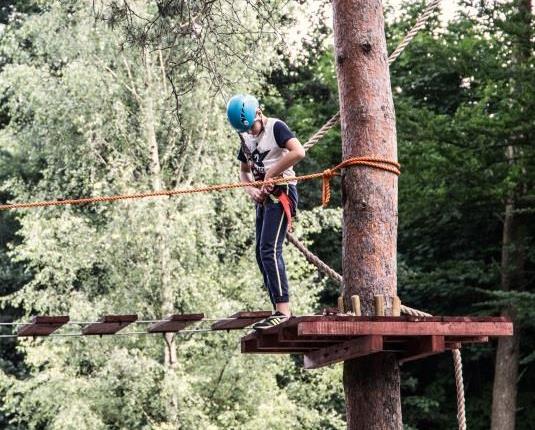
left=387, top=0, right=442, bottom=65
left=300, top=0, right=442, bottom=153
left=0, top=157, right=399, bottom=211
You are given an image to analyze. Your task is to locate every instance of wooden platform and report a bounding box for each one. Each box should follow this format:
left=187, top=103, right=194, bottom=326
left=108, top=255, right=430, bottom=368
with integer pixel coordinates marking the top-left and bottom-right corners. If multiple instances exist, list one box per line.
left=240, top=315, right=513, bottom=369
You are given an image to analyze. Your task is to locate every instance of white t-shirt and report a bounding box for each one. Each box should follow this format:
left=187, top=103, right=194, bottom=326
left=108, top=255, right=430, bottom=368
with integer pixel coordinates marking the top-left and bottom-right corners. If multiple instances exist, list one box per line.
left=237, top=117, right=297, bottom=185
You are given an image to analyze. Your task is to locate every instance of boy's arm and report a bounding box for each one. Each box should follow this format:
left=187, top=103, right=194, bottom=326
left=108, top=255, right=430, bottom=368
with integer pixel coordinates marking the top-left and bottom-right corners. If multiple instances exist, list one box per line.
left=264, top=138, right=305, bottom=181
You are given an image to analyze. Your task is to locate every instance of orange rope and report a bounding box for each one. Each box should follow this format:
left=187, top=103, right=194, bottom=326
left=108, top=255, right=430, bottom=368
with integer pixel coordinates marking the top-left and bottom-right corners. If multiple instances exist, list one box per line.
left=0, top=157, right=400, bottom=211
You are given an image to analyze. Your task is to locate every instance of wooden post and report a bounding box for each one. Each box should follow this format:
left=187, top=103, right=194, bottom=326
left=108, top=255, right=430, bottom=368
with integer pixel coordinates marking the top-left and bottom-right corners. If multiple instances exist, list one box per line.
left=351, top=295, right=361, bottom=316
left=392, top=296, right=401, bottom=317
left=338, top=296, right=345, bottom=314
left=332, top=0, right=402, bottom=428
left=374, top=295, right=385, bottom=316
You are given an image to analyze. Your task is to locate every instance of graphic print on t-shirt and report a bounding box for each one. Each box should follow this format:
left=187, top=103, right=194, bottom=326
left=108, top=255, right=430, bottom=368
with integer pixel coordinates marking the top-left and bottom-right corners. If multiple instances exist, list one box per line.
left=251, top=148, right=270, bottom=179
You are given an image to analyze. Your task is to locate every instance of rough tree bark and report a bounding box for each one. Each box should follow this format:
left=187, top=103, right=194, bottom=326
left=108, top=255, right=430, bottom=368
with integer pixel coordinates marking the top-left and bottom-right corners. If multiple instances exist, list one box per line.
left=491, top=2, right=531, bottom=429
left=332, top=1, right=401, bottom=429
left=491, top=195, right=523, bottom=430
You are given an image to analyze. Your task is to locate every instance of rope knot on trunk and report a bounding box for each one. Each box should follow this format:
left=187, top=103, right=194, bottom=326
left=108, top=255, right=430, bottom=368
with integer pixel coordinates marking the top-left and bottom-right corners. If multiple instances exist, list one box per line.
left=321, top=157, right=401, bottom=208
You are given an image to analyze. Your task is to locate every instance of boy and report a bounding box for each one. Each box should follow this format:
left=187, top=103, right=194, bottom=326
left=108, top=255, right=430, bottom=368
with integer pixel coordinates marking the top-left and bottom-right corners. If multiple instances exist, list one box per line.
left=226, top=94, right=305, bottom=329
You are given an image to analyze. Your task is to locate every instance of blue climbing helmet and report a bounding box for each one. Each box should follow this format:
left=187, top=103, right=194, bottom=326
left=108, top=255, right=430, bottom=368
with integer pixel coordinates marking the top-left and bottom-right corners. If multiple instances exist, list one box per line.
left=226, top=94, right=259, bottom=133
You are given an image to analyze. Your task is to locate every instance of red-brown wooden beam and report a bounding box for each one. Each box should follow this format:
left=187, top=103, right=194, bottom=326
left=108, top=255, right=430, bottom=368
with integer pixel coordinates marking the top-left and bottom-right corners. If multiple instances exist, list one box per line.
left=148, top=313, right=204, bottom=333
left=211, top=311, right=272, bottom=330
left=304, top=335, right=384, bottom=370
left=82, top=315, right=137, bottom=335
left=297, top=319, right=513, bottom=337
left=17, top=316, right=70, bottom=337
left=398, top=335, right=445, bottom=365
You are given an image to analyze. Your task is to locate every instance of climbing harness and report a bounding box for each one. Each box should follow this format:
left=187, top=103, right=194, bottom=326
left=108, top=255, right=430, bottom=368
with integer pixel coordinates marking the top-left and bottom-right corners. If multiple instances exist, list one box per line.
left=269, top=188, right=293, bottom=231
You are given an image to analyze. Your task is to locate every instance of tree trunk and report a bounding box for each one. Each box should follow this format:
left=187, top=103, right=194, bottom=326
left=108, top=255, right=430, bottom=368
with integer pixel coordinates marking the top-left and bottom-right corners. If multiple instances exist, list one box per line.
left=491, top=2, right=531, bottom=429
left=332, top=1, right=401, bottom=429
left=491, top=197, right=522, bottom=430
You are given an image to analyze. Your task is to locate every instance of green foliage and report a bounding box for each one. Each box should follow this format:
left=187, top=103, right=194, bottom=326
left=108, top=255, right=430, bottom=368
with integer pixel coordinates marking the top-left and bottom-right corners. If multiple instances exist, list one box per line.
left=0, top=2, right=343, bottom=429
left=0, top=1, right=534, bottom=429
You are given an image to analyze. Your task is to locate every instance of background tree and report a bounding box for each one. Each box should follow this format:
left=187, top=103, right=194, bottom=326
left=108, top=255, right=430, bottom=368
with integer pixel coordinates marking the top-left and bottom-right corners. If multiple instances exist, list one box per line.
left=0, top=2, right=343, bottom=429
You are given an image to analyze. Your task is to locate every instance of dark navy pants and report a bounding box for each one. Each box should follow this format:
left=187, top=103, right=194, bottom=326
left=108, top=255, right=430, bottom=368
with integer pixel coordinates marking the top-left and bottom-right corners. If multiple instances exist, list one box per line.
left=255, top=185, right=298, bottom=308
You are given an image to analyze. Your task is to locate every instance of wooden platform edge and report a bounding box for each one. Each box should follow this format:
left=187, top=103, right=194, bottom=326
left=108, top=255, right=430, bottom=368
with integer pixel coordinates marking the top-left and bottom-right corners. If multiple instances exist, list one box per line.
left=297, top=320, right=513, bottom=337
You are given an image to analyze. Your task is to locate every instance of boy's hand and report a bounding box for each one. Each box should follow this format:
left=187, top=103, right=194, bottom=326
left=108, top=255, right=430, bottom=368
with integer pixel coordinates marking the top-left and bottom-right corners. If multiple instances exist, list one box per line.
left=261, top=174, right=275, bottom=194
left=246, top=186, right=267, bottom=204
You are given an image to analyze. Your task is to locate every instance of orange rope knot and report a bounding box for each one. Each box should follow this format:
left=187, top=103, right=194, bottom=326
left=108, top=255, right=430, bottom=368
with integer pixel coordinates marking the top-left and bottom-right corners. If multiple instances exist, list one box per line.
left=320, top=156, right=400, bottom=208
left=322, top=169, right=334, bottom=208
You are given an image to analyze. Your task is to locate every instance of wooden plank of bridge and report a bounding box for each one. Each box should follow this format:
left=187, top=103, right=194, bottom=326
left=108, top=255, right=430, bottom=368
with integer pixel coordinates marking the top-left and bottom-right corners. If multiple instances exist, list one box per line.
left=148, top=313, right=204, bottom=333
left=303, top=335, right=384, bottom=370
left=82, top=315, right=138, bottom=335
left=399, top=335, right=445, bottom=365
left=211, top=311, right=272, bottom=330
left=17, top=316, right=70, bottom=337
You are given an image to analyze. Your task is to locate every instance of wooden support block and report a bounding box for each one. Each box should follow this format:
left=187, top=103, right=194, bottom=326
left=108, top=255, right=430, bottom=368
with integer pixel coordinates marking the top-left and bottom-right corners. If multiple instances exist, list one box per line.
left=241, top=333, right=259, bottom=353
left=399, top=335, right=445, bottom=364
left=392, top=296, right=401, bottom=317
left=17, top=316, right=70, bottom=337
left=304, top=335, right=383, bottom=369
left=337, top=296, right=344, bottom=314
left=278, top=325, right=344, bottom=344
left=241, top=333, right=298, bottom=354
left=211, top=311, right=272, bottom=330
left=256, top=333, right=317, bottom=352
left=82, top=315, right=137, bottom=335
left=351, top=295, right=361, bottom=316
left=374, top=295, right=385, bottom=316
left=148, top=313, right=204, bottom=333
